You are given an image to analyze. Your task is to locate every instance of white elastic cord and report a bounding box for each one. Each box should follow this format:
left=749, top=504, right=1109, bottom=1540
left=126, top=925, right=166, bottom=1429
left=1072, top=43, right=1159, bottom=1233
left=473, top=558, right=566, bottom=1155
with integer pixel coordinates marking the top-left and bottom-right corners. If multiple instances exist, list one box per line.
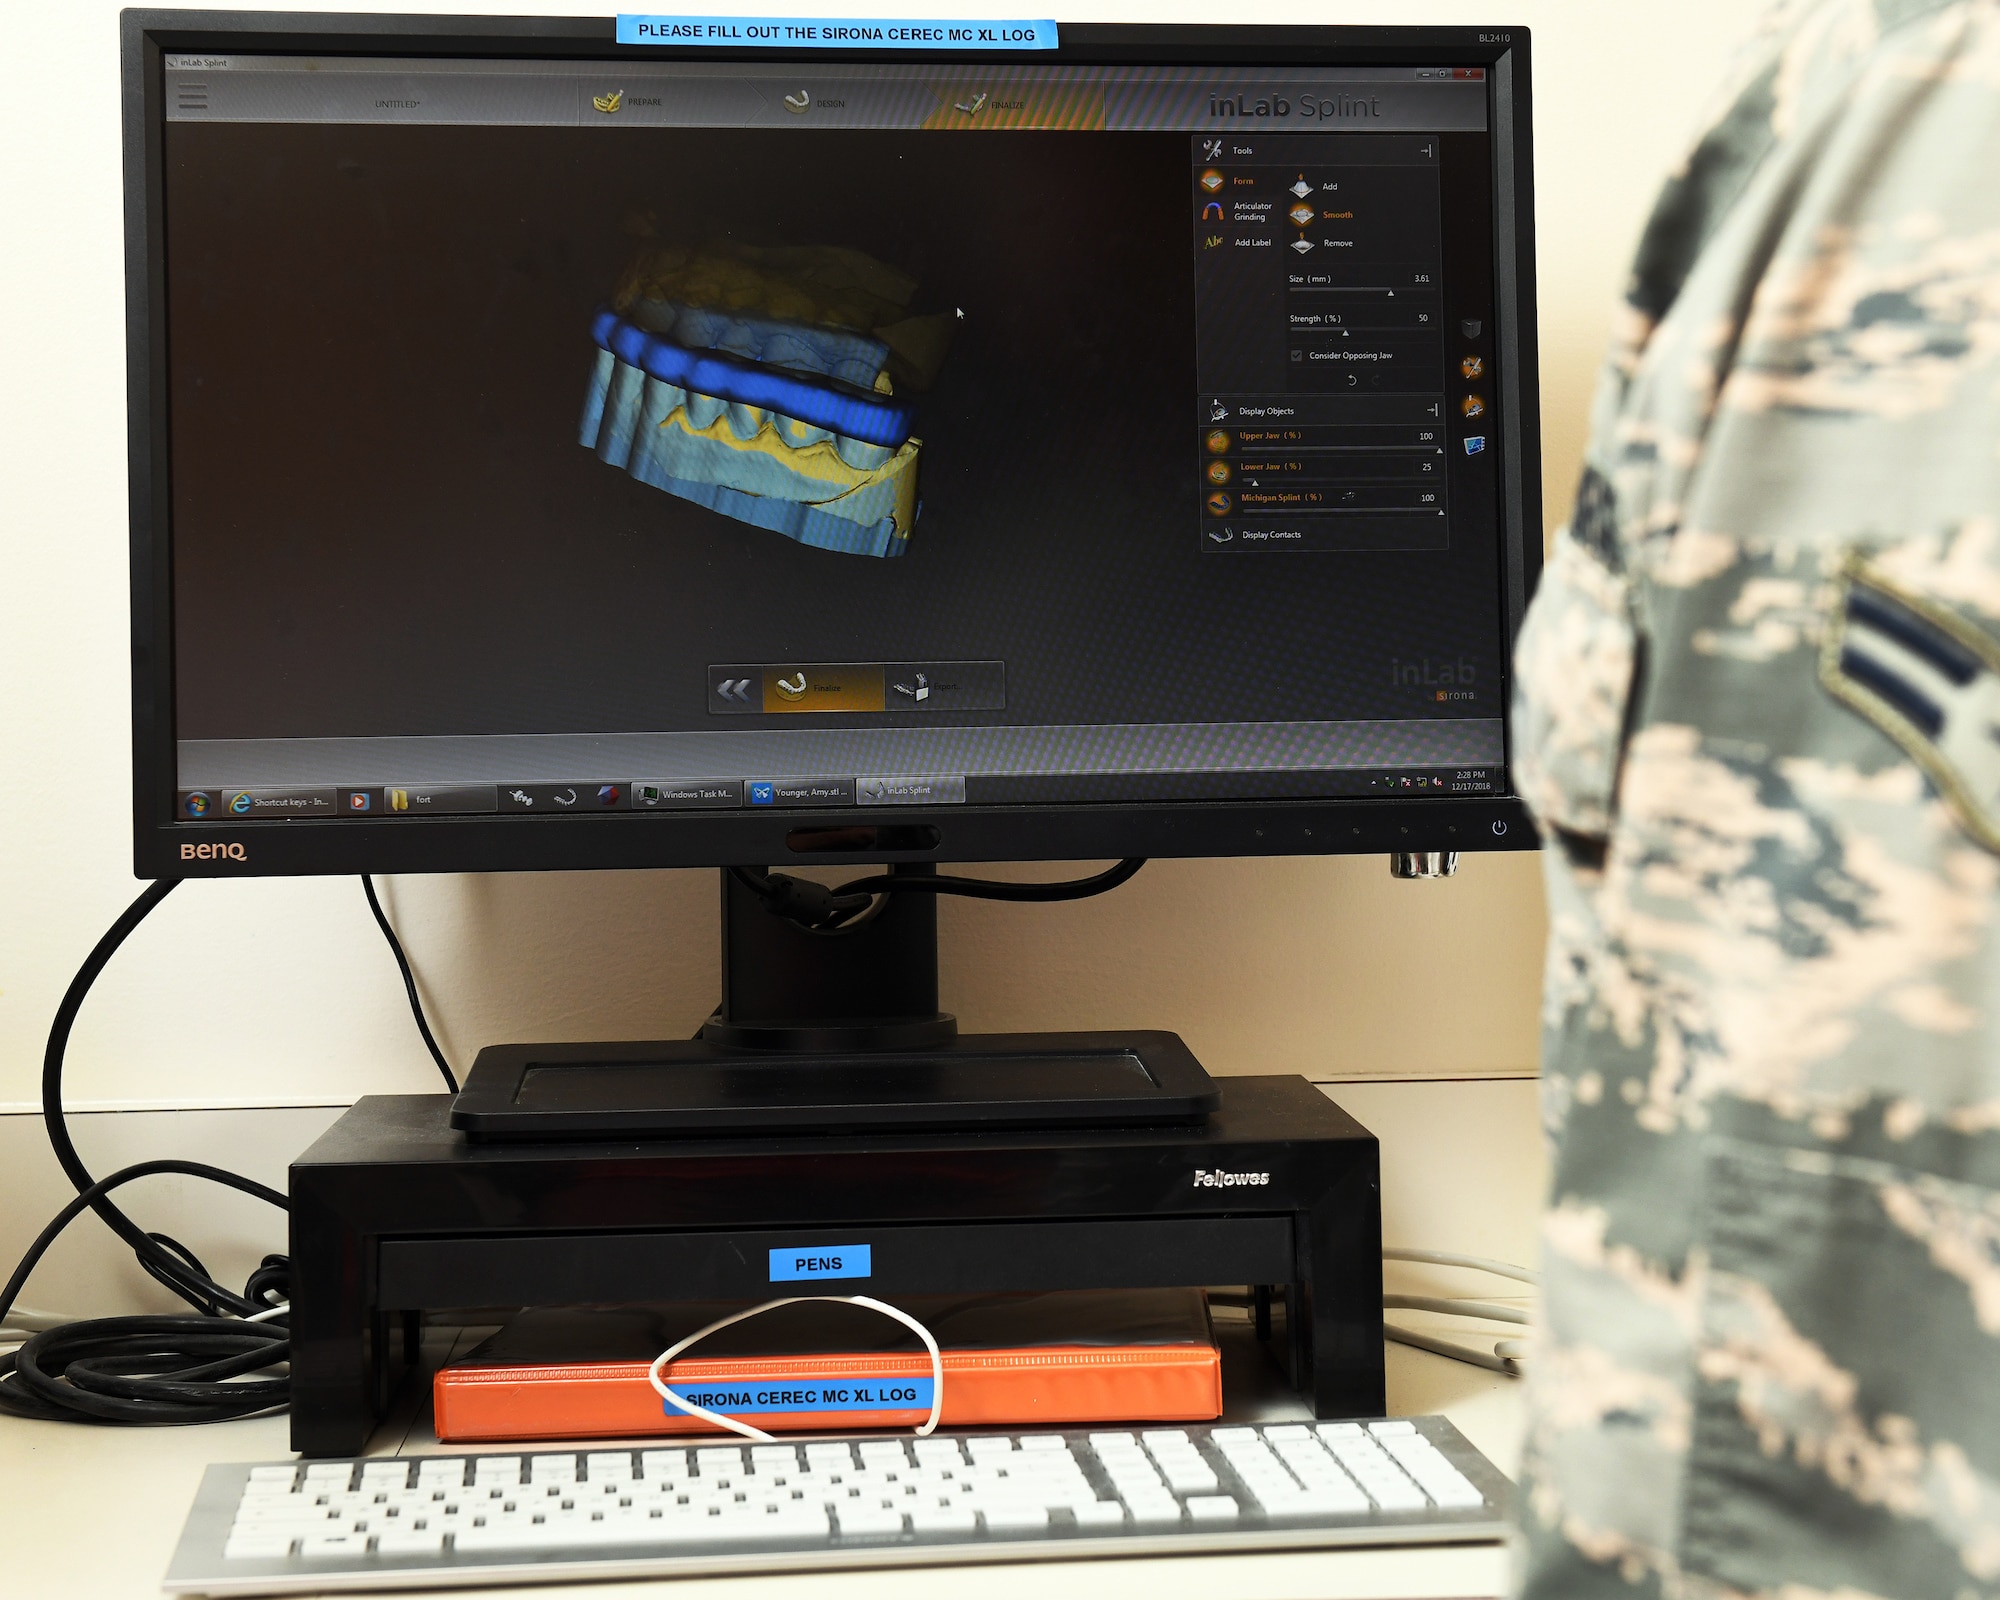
left=646, top=1296, right=944, bottom=1444
left=1384, top=1324, right=1521, bottom=1375
left=0, top=1307, right=75, bottom=1333
left=1382, top=1293, right=1530, bottom=1326
left=1382, top=1247, right=1538, bottom=1286
left=1381, top=1248, right=1537, bottom=1377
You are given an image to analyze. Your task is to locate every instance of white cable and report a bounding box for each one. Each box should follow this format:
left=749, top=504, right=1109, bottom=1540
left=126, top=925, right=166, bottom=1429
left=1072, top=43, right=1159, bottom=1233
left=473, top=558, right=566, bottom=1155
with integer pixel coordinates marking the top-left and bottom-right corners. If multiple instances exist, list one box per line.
left=2, top=1300, right=289, bottom=1333
left=647, top=1296, right=944, bottom=1445
left=1494, top=1339, right=1530, bottom=1361
left=1384, top=1323, right=1521, bottom=1375
left=1382, top=1293, right=1530, bottom=1326
left=1383, top=1247, right=1538, bottom=1286
left=0, top=1307, right=76, bottom=1333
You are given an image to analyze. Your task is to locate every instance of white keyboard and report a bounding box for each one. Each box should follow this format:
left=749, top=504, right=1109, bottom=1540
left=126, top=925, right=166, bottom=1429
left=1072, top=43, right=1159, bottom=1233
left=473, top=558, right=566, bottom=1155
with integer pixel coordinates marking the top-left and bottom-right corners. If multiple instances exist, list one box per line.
left=165, top=1417, right=1510, bottom=1594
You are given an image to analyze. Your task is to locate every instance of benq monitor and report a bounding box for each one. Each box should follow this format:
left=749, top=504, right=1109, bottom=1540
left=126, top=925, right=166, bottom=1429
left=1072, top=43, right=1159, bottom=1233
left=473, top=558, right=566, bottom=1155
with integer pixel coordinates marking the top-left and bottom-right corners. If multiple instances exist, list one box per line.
left=125, top=12, right=1541, bottom=886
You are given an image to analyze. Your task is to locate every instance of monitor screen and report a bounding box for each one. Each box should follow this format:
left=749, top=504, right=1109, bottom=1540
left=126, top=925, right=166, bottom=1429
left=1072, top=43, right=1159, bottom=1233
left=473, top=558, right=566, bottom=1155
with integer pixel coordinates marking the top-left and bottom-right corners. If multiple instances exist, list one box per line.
left=130, top=21, right=1539, bottom=875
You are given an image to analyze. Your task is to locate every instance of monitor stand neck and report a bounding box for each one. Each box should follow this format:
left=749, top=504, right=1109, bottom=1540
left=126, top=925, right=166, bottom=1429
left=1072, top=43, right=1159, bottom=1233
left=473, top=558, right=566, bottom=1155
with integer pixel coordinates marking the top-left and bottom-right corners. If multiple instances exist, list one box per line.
left=448, top=865, right=1220, bottom=1137
left=698, top=865, right=958, bottom=1053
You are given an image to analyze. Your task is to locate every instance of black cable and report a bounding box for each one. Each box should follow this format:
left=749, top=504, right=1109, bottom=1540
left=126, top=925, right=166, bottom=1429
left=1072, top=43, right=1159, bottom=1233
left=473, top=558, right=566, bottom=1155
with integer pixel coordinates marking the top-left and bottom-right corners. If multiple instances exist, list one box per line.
left=833, top=858, right=1147, bottom=903
left=0, top=1161, right=291, bottom=1427
left=39, top=880, right=264, bottom=1318
left=0, top=1162, right=286, bottom=1333
left=730, top=859, right=1146, bottom=932
left=10, top=881, right=294, bottom=1424
left=2, top=1165, right=292, bottom=1423
left=361, top=875, right=460, bottom=1092
left=1, top=1318, right=288, bottom=1424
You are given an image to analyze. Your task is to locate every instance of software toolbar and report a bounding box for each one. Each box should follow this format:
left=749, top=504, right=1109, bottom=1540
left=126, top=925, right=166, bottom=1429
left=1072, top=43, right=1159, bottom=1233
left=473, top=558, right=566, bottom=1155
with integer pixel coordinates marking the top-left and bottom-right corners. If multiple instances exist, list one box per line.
left=1193, top=133, right=1470, bottom=554
left=176, top=763, right=1501, bottom=821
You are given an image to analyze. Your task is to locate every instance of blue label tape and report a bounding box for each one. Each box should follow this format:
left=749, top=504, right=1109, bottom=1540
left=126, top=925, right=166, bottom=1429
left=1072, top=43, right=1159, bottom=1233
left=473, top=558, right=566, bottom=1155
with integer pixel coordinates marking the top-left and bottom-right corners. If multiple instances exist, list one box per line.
left=617, top=16, right=1057, bottom=49
left=665, top=1376, right=933, bottom=1415
left=769, top=1244, right=872, bottom=1281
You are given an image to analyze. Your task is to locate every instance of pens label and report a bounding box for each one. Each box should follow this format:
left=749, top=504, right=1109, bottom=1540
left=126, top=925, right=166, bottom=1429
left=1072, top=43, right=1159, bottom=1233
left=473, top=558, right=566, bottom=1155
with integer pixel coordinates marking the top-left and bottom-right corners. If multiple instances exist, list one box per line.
left=617, top=17, right=1058, bottom=50
left=768, top=1244, right=872, bottom=1281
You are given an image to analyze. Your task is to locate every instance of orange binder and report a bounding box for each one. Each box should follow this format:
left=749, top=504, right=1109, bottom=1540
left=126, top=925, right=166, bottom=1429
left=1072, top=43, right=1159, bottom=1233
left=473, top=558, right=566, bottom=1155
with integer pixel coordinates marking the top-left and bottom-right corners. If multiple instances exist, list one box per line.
left=434, top=1290, right=1221, bottom=1443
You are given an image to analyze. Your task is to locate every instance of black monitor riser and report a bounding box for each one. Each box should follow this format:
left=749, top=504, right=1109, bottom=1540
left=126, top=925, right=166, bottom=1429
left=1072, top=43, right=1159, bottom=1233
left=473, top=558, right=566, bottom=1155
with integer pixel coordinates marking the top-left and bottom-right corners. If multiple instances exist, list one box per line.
left=451, top=867, right=1220, bottom=1139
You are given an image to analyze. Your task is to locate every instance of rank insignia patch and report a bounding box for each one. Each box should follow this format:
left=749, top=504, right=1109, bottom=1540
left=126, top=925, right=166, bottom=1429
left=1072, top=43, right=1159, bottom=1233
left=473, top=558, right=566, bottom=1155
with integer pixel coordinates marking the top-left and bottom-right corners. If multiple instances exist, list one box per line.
left=1820, top=550, right=2000, bottom=852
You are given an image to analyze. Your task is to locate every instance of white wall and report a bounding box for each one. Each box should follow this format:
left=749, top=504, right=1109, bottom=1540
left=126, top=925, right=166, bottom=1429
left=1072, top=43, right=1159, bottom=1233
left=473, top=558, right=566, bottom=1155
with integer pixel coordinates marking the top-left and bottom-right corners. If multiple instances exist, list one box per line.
left=0, top=1, right=1755, bottom=1113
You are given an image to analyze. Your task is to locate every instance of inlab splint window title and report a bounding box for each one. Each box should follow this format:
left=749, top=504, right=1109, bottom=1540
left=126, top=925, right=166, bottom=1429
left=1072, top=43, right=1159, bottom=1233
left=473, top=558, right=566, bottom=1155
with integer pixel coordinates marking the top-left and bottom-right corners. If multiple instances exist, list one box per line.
left=616, top=16, right=1059, bottom=49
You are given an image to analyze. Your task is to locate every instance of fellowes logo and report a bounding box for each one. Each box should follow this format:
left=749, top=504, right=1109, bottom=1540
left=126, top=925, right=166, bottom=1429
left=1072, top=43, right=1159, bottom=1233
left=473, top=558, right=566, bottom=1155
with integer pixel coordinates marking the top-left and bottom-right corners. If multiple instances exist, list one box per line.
left=1192, top=1168, right=1270, bottom=1188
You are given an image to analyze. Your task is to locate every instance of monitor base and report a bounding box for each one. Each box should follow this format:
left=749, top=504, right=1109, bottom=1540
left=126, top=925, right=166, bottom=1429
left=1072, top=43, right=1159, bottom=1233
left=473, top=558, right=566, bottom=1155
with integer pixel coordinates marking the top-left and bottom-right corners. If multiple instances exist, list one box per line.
left=450, top=1031, right=1220, bottom=1140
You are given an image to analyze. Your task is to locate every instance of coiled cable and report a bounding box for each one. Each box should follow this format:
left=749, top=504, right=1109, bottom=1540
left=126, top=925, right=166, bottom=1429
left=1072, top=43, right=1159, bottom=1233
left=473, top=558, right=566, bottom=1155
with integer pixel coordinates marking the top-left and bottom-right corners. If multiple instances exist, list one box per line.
left=0, top=881, right=292, bottom=1423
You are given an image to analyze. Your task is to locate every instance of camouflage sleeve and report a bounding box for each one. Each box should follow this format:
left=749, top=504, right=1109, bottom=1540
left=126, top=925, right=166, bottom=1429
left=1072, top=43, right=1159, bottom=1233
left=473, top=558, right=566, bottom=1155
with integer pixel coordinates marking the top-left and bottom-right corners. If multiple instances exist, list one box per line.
left=1512, top=4, right=2000, bottom=1598
left=1510, top=469, right=1635, bottom=847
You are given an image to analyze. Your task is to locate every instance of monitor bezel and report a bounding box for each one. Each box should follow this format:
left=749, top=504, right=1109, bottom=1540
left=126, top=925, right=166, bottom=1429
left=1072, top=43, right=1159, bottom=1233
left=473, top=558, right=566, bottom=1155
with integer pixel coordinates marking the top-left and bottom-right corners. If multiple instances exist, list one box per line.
left=125, top=10, right=1543, bottom=879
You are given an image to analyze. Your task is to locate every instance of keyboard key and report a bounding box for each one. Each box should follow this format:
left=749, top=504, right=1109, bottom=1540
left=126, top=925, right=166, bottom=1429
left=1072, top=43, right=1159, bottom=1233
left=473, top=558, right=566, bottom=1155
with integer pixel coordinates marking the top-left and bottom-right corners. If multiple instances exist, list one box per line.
left=375, top=1530, right=445, bottom=1556
left=910, top=1507, right=977, bottom=1535
left=981, top=1506, right=1048, bottom=1532
left=454, top=1522, right=578, bottom=1553
left=222, top=1532, right=295, bottom=1560
left=1360, top=1478, right=1427, bottom=1512
left=1018, top=1435, right=1067, bottom=1451
left=1368, top=1420, right=1417, bottom=1436
left=1381, top=1436, right=1484, bottom=1507
left=1186, top=1496, right=1240, bottom=1522
left=299, top=1531, right=367, bottom=1558
left=1071, top=1501, right=1127, bottom=1529
left=835, top=1507, right=905, bottom=1538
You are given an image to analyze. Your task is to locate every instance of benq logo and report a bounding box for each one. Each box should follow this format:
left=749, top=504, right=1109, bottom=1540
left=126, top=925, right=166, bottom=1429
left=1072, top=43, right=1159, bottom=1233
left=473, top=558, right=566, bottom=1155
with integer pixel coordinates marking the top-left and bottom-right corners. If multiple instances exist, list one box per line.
left=180, top=842, right=247, bottom=862
left=1192, top=1168, right=1270, bottom=1188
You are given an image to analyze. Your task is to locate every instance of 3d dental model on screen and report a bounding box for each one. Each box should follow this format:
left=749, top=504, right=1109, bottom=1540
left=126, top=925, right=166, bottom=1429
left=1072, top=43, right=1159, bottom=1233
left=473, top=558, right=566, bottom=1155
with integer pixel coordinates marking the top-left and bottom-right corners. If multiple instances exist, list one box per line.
left=579, top=227, right=955, bottom=558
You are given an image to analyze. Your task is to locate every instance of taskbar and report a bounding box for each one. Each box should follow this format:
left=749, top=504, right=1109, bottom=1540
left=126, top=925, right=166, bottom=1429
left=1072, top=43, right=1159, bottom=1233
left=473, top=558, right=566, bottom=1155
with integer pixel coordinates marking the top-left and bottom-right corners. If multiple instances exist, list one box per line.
left=175, top=766, right=1502, bottom=821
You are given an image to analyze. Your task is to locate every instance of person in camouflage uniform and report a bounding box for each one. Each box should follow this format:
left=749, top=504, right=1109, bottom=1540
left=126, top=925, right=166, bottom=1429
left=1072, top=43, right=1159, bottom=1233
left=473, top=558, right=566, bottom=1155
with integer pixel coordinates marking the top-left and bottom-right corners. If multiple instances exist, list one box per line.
left=1510, top=2, right=2000, bottom=1595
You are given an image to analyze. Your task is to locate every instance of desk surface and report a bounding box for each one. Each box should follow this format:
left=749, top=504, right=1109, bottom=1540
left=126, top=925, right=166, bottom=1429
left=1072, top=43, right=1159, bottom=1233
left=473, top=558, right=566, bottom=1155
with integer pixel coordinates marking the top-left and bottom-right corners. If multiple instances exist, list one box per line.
left=0, top=1333, right=1520, bottom=1600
